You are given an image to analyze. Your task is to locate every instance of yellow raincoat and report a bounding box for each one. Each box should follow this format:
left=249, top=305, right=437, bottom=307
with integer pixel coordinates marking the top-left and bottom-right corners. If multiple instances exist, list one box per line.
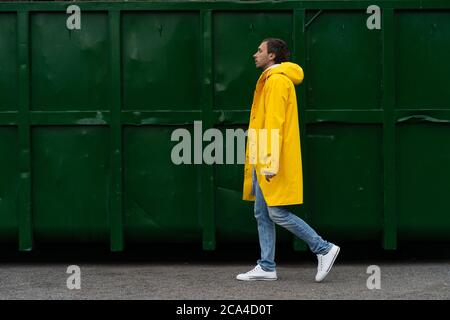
left=242, top=62, right=304, bottom=206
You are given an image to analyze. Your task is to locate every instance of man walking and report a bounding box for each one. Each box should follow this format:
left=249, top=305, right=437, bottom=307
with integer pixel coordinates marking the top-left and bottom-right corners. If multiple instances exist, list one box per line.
left=237, top=38, right=340, bottom=282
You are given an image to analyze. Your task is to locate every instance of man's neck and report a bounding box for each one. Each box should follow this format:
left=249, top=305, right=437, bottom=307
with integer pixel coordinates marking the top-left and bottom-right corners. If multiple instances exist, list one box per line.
left=263, top=62, right=275, bottom=71
left=263, top=63, right=280, bottom=72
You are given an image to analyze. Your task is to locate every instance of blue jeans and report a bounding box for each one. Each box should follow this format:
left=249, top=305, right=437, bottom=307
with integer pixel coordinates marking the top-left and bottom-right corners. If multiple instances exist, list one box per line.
left=252, top=169, right=332, bottom=272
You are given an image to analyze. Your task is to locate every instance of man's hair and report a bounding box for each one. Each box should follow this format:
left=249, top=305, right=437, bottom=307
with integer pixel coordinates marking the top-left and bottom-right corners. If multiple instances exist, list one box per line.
left=262, top=38, right=291, bottom=63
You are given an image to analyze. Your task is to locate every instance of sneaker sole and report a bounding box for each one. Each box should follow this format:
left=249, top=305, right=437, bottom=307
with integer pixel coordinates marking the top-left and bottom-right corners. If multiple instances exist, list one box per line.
left=326, top=246, right=340, bottom=273
left=316, top=246, right=340, bottom=282
left=236, top=277, right=278, bottom=281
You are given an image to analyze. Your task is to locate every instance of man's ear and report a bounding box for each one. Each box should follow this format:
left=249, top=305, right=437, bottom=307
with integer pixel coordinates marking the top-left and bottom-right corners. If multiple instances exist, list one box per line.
left=268, top=53, right=276, bottom=61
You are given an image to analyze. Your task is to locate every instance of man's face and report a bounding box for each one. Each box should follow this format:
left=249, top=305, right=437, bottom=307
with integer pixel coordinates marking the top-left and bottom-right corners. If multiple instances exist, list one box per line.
left=253, top=41, right=275, bottom=70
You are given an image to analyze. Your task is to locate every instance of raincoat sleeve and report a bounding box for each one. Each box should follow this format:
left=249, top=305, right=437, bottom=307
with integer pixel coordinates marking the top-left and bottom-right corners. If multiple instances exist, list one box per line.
left=261, top=75, right=289, bottom=175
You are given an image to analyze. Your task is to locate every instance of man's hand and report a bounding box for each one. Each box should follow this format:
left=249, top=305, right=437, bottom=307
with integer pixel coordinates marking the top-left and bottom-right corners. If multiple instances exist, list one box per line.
left=262, top=171, right=277, bottom=182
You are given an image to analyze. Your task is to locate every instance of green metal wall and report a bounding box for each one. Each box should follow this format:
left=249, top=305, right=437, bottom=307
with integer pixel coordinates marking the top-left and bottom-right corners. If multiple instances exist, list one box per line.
left=0, top=1, right=449, bottom=252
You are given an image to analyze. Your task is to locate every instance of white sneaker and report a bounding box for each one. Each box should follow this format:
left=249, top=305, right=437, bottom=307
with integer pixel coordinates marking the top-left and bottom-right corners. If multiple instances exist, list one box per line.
left=236, top=265, right=277, bottom=281
left=315, top=244, right=340, bottom=282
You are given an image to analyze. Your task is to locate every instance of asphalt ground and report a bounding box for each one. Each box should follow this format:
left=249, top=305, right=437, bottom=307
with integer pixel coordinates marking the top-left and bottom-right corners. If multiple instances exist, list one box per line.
left=0, top=243, right=449, bottom=300
left=0, top=261, right=449, bottom=300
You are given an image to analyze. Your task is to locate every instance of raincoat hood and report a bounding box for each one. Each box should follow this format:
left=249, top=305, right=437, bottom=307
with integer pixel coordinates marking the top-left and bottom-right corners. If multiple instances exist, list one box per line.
left=265, top=62, right=304, bottom=85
